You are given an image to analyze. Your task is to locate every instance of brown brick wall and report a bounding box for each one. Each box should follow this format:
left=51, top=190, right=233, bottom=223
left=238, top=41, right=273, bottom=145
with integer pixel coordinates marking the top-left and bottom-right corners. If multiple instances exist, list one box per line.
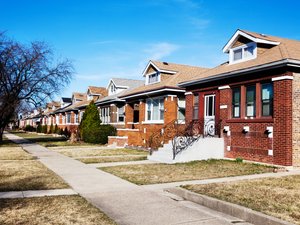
left=164, top=96, right=178, bottom=124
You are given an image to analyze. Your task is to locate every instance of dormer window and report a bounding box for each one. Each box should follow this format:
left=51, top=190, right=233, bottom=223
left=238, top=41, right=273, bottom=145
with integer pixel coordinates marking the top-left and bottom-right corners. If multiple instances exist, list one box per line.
left=110, top=84, right=116, bottom=94
left=230, top=42, right=257, bottom=64
left=146, top=72, right=160, bottom=85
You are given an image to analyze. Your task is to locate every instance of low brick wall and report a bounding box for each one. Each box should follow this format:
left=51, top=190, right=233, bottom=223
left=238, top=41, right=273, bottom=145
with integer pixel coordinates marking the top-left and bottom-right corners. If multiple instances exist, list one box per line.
left=108, top=136, right=128, bottom=147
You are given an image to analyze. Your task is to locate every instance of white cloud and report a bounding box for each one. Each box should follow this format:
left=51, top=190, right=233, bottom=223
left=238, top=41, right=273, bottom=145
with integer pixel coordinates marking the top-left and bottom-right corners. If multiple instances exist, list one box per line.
left=144, top=42, right=180, bottom=60
left=189, top=17, right=210, bottom=30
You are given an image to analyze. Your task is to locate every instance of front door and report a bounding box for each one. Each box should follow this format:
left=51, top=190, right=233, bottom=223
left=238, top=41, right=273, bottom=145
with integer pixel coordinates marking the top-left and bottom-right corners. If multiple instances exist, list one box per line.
left=204, top=94, right=215, bottom=136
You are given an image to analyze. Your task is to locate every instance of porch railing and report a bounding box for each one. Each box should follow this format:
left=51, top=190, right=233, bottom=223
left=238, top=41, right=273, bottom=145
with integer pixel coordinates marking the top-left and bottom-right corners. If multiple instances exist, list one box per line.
left=148, top=119, right=222, bottom=159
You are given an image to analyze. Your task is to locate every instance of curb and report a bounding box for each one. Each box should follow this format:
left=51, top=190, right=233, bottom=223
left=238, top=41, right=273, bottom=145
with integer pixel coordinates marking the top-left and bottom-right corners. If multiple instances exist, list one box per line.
left=166, top=187, right=294, bottom=225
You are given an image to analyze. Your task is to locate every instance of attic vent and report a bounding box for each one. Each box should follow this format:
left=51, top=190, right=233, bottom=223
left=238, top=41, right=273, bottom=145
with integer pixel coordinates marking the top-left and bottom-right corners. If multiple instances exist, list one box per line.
left=260, top=33, right=267, bottom=37
left=163, top=62, right=169, bottom=65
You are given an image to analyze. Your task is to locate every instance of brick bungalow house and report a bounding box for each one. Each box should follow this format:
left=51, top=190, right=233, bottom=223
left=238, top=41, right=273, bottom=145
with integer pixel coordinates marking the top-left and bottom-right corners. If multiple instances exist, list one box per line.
left=178, top=29, right=300, bottom=167
left=95, top=78, right=144, bottom=129
left=108, top=60, right=208, bottom=147
left=54, top=86, right=107, bottom=132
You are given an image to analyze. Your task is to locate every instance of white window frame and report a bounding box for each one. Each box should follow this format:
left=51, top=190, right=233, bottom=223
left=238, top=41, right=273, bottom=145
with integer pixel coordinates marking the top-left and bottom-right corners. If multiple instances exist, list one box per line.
left=145, top=97, right=164, bottom=122
left=229, top=42, right=257, bottom=64
left=100, top=107, right=110, bottom=124
left=56, top=115, right=60, bottom=125
left=117, top=106, right=125, bottom=123
left=66, top=113, right=71, bottom=124
left=145, top=72, right=161, bottom=85
left=75, top=113, right=79, bottom=124
left=177, top=98, right=186, bottom=121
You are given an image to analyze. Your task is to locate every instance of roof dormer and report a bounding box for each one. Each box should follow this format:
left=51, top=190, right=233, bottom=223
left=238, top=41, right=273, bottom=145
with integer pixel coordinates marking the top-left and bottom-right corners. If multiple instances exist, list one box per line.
left=223, top=30, right=280, bottom=64
left=142, top=61, right=176, bottom=85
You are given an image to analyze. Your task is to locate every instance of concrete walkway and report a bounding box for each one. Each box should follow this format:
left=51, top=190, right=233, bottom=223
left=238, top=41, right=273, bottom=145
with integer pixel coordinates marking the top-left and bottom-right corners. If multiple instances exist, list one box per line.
left=0, top=189, right=77, bottom=199
left=5, top=132, right=252, bottom=225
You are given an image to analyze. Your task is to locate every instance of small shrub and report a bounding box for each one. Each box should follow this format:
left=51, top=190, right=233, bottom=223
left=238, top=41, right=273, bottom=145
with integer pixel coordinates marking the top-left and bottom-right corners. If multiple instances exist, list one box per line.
left=63, top=127, right=70, bottom=138
left=54, top=124, right=59, bottom=134
left=42, top=125, right=48, bottom=134
left=24, top=125, right=36, bottom=132
left=36, top=124, right=42, bottom=133
left=59, top=128, right=64, bottom=135
left=236, top=157, right=243, bottom=163
left=49, top=123, right=54, bottom=134
left=98, top=124, right=117, bottom=144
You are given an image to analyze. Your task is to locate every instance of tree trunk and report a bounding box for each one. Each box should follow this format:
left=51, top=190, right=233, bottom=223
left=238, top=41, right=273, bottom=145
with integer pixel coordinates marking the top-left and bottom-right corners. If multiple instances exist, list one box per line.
left=0, top=127, right=4, bottom=143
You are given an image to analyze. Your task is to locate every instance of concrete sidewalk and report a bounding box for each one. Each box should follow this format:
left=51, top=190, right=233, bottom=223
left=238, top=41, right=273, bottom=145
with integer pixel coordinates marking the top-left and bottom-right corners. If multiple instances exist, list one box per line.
left=5, top=132, right=252, bottom=225
left=0, top=189, right=77, bottom=199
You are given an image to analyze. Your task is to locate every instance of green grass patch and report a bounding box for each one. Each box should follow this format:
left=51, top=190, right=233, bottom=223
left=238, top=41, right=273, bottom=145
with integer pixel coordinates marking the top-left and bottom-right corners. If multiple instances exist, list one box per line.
left=100, top=159, right=275, bottom=185
left=183, top=175, right=300, bottom=225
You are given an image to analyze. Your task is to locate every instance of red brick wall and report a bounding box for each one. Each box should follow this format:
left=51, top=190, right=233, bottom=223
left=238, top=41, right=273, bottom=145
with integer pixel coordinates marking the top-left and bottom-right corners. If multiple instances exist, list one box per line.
left=187, top=73, right=294, bottom=166
left=185, top=93, right=193, bottom=122
left=273, top=78, right=293, bottom=165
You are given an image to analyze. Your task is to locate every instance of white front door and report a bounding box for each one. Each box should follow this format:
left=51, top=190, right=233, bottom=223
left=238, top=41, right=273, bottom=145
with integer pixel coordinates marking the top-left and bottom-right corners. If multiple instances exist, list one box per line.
left=204, top=94, right=215, bottom=136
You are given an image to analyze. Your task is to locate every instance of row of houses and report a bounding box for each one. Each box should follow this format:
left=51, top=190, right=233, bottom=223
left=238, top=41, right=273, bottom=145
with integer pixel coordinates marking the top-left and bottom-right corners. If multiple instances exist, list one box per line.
left=20, top=29, right=300, bottom=167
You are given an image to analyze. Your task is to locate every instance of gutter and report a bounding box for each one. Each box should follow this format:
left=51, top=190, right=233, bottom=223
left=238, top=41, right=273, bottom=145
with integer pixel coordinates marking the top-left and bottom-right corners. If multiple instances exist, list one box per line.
left=179, top=59, right=300, bottom=87
left=120, top=87, right=185, bottom=100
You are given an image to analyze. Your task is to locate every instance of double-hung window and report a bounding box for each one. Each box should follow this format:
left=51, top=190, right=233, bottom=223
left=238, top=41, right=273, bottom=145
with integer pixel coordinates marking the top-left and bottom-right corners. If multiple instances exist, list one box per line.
left=118, top=106, right=125, bottom=122
left=75, top=113, right=79, bottom=124
left=146, top=97, right=164, bottom=121
left=230, top=42, right=257, bottom=64
left=147, top=72, right=160, bottom=84
left=232, top=87, right=241, bottom=118
left=66, top=113, right=71, bottom=124
left=261, top=83, right=273, bottom=117
left=246, top=86, right=256, bottom=117
left=178, top=98, right=186, bottom=120
left=193, top=94, right=199, bottom=119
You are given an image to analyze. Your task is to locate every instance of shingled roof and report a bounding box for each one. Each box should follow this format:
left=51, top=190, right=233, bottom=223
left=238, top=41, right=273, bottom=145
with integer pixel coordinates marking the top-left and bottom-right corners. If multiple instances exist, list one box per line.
left=120, top=61, right=209, bottom=98
left=72, top=92, right=87, bottom=101
left=180, top=29, right=300, bottom=87
left=88, top=86, right=107, bottom=96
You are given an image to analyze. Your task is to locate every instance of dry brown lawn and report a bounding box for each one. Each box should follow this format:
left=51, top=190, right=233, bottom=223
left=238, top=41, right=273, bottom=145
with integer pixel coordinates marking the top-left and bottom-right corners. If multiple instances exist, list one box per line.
left=0, top=160, right=68, bottom=191
left=183, top=175, right=300, bottom=225
left=0, top=195, right=116, bottom=225
left=78, top=155, right=148, bottom=164
left=55, top=148, right=148, bottom=158
left=0, top=147, right=35, bottom=160
left=101, top=159, right=275, bottom=185
left=0, top=137, right=19, bottom=147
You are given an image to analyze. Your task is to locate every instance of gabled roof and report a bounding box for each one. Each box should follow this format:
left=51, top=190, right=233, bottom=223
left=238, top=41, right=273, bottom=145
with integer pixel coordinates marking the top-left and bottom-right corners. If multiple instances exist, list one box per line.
left=180, top=30, right=300, bottom=87
left=72, top=92, right=86, bottom=101
left=120, top=60, right=209, bottom=99
left=88, top=86, right=107, bottom=96
left=222, top=29, right=280, bottom=53
left=97, top=78, right=144, bottom=105
left=142, top=61, right=178, bottom=76
left=106, top=78, right=144, bottom=89
left=46, top=101, right=60, bottom=108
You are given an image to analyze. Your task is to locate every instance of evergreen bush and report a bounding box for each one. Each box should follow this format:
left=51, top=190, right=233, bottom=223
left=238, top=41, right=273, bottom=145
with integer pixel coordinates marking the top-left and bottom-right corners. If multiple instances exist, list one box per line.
left=36, top=124, right=42, bottom=133
left=42, top=125, right=48, bottom=134
left=54, top=124, right=59, bottom=134
left=49, top=123, right=54, bottom=134
left=79, top=101, right=103, bottom=143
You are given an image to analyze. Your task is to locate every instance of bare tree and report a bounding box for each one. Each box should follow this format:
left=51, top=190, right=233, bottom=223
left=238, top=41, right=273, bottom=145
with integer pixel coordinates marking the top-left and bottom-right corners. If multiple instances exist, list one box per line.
left=0, top=32, right=73, bottom=142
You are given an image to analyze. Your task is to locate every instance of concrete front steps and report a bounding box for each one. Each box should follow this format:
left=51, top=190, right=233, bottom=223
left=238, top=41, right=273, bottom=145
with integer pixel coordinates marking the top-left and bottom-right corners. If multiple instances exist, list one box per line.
left=148, top=137, right=224, bottom=164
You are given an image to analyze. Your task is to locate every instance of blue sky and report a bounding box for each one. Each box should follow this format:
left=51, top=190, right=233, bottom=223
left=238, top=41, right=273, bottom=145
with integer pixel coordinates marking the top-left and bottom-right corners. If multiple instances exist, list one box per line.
left=1, top=0, right=300, bottom=98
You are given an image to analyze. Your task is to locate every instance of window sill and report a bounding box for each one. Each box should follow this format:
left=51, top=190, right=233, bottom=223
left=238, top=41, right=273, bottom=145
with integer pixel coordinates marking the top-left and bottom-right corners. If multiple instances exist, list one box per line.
left=226, top=118, right=274, bottom=123
left=142, top=121, right=164, bottom=124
